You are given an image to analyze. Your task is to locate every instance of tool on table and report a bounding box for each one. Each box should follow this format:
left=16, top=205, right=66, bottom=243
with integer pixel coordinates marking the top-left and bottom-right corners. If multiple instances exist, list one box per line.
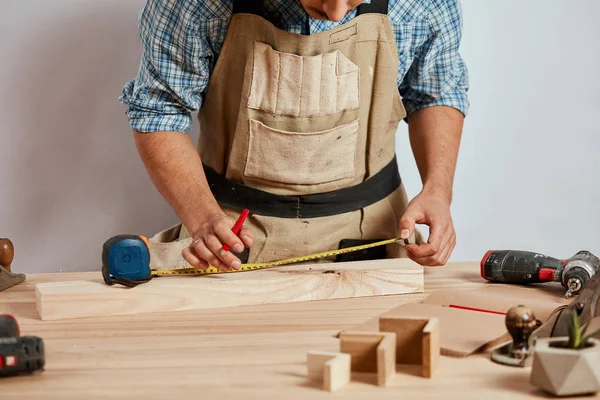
left=0, top=314, right=45, bottom=377
left=490, top=305, right=539, bottom=367
left=102, top=230, right=410, bottom=287
left=220, top=208, right=249, bottom=253
left=481, top=249, right=600, bottom=298
left=531, top=267, right=600, bottom=342
left=0, top=238, right=26, bottom=292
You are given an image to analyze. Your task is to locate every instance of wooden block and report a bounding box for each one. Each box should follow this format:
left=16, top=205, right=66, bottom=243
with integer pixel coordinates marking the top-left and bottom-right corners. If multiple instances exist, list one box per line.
left=339, top=331, right=396, bottom=386
left=379, top=315, right=440, bottom=378
left=35, top=258, right=423, bottom=321
left=307, top=351, right=351, bottom=392
left=421, top=319, right=439, bottom=378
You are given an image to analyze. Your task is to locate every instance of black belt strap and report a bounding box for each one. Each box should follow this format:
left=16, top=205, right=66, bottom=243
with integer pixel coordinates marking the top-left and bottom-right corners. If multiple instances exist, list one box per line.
left=204, top=156, right=401, bottom=219
left=233, top=0, right=388, bottom=16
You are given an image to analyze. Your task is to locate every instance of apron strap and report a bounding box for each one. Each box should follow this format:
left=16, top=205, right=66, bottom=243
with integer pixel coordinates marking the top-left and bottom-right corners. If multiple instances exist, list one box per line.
left=203, top=155, right=402, bottom=219
left=232, top=0, right=262, bottom=15
left=357, top=0, right=389, bottom=15
left=232, top=0, right=389, bottom=16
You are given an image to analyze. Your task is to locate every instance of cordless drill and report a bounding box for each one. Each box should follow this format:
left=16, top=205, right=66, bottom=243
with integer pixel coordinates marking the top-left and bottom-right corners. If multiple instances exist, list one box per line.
left=0, top=315, right=45, bottom=377
left=481, top=249, right=600, bottom=298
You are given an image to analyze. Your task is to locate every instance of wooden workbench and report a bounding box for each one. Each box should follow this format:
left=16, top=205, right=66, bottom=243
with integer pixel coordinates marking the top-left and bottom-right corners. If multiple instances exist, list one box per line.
left=1, top=262, right=597, bottom=399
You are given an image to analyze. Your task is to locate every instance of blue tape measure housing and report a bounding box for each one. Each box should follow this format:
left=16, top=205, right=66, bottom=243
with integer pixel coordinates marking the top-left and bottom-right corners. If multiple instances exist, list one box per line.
left=102, top=235, right=152, bottom=286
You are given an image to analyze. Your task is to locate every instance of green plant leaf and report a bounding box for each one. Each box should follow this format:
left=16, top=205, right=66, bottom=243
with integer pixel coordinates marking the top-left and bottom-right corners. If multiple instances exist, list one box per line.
left=582, top=328, right=600, bottom=346
left=580, top=321, right=590, bottom=340
left=570, top=312, right=581, bottom=348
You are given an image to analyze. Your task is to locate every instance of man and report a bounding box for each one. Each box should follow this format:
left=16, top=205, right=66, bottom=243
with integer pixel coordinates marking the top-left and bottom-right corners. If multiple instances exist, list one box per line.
left=120, top=0, right=469, bottom=272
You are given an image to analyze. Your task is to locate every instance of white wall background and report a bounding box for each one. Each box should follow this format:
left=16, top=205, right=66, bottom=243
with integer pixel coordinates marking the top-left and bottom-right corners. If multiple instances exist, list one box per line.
left=0, top=0, right=598, bottom=274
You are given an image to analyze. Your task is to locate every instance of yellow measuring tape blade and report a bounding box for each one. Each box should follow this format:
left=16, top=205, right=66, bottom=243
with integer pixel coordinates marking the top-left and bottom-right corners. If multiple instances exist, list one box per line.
left=152, top=237, right=408, bottom=276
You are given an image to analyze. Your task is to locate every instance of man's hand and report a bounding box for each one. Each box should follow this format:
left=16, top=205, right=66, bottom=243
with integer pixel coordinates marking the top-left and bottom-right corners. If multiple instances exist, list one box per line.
left=399, top=189, right=455, bottom=266
left=132, top=129, right=255, bottom=271
left=183, top=211, right=255, bottom=272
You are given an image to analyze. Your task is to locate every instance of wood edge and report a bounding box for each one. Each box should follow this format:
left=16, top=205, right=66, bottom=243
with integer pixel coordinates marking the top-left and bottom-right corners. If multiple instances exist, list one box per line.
left=339, top=331, right=388, bottom=340
left=34, top=284, right=44, bottom=320
left=324, top=353, right=351, bottom=392
left=422, top=317, right=439, bottom=334
left=376, top=333, right=396, bottom=386
left=421, top=318, right=440, bottom=378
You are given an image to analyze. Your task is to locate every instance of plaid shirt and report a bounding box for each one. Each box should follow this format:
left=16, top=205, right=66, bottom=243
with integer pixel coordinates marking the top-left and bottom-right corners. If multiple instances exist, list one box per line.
left=120, top=0, right=469, bottom=133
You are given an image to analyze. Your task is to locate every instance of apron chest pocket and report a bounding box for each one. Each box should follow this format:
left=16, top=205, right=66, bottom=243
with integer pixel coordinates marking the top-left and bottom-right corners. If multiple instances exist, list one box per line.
left=244, top=119, right=359, bottom=185
left=247, top=42, right=360, bottom=117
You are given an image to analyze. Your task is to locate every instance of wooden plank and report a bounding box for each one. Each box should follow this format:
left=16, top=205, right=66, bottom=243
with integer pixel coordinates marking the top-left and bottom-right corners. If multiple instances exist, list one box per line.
left=306, top=351, right=351, bottom=392
left=35, top=258, right=423, bottom=321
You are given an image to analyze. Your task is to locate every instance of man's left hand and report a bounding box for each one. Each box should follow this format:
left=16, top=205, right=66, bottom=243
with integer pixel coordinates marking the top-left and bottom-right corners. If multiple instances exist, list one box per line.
left=399, top=190, right=456, bottom=266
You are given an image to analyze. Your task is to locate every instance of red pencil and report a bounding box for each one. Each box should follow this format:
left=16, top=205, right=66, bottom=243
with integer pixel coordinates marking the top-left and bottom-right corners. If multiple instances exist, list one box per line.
left=221, top=208, right=250, bottom=253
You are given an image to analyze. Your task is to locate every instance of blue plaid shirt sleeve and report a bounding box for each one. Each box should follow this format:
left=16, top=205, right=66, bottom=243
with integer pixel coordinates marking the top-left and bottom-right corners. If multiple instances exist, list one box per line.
left=119, top=0, right=211, bottom=133
left=398, top=0, right=470, bottom=117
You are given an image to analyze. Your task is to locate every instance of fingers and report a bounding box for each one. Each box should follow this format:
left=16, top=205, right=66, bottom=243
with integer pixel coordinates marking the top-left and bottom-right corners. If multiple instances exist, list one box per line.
left=405, top=215, right=455, bottom=266
left=182, top=246, right=209, bottom=270
left=406, top=218, right=445, bottom=258
left=183, top=212, right=256, bottom=272
left=239, top=227, right=255, bottom=248
left=191, top=237, right=230, bottom=271
left=214, top=220, right=245, bottom=254
left=406, top=227, right=455, bottom=266
left=399, top=203, right=423, bottom=240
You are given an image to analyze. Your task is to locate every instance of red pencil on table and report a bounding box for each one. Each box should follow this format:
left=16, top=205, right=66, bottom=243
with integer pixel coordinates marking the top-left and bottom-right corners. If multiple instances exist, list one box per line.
left=221, top=208, right=250, bottom=253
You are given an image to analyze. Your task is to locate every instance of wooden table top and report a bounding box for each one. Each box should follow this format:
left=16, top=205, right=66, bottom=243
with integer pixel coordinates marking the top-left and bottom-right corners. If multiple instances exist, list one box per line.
left=1, top=262, right=597, bottom=399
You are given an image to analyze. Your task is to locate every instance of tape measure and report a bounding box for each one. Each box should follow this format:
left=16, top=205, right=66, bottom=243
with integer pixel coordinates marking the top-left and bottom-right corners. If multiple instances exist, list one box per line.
left=153, top=237, right=409, bottom=276
left=102, top=234, right=409, bottom=287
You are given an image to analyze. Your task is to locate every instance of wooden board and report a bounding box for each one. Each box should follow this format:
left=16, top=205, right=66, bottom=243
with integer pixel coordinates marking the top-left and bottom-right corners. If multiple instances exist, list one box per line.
left=35, top=258, right=423, bottom=321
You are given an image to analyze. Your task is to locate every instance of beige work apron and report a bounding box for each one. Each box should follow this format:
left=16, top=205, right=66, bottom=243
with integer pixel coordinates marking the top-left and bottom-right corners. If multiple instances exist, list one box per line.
left=147, top=9, right=422, bottom=270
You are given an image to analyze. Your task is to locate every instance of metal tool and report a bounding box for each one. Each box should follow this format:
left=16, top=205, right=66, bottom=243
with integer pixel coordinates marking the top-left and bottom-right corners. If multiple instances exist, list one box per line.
left=490, top=305, right=540, bottom=367
left=0, top=315, right=45, bottom=377
left=102, top=233, right=409, bottom=287
left=531, top=268, right=600, bottom=343
left=0, top=238, right=26, bottom=292
left=481, top=249, right=599, bottom=298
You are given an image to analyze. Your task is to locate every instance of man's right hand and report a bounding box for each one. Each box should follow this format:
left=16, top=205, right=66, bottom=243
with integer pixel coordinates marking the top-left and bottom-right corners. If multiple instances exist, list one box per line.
left=182, top=211, right=255, bottom=272
left=132, top=129, right=255, bottom=272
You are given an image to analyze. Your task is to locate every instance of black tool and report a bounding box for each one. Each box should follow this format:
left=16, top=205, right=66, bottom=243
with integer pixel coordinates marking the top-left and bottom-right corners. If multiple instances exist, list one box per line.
left=481, top=249, right=600, bottom=298
left=0, top=315, right=45, bottom=377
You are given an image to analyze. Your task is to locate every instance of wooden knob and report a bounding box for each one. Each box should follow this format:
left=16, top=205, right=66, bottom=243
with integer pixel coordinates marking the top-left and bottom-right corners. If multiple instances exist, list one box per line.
left=505, top=304, right=537, bottom=358
left=0, top=238, right=15, bottom=272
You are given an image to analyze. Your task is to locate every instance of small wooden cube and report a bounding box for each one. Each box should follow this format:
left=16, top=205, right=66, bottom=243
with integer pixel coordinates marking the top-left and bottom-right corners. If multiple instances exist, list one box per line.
left=307, top=351, right=351, bottom=392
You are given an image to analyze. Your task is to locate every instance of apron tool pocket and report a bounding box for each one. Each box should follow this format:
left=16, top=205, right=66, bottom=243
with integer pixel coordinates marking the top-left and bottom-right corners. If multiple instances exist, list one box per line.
left=245, top=119, right=358, bottom=185
left=247, top=42, right=360, bottom=117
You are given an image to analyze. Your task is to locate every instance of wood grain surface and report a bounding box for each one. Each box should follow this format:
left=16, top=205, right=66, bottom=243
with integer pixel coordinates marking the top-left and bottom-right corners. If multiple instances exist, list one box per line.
left=1, top=261, right=597, bottom=399
left=35, top=258, right=424, bottom=320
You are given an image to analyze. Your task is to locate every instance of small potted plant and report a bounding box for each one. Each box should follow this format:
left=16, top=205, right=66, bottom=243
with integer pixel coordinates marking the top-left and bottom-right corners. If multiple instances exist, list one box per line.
left=530, top=312, right=600, bottom=397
